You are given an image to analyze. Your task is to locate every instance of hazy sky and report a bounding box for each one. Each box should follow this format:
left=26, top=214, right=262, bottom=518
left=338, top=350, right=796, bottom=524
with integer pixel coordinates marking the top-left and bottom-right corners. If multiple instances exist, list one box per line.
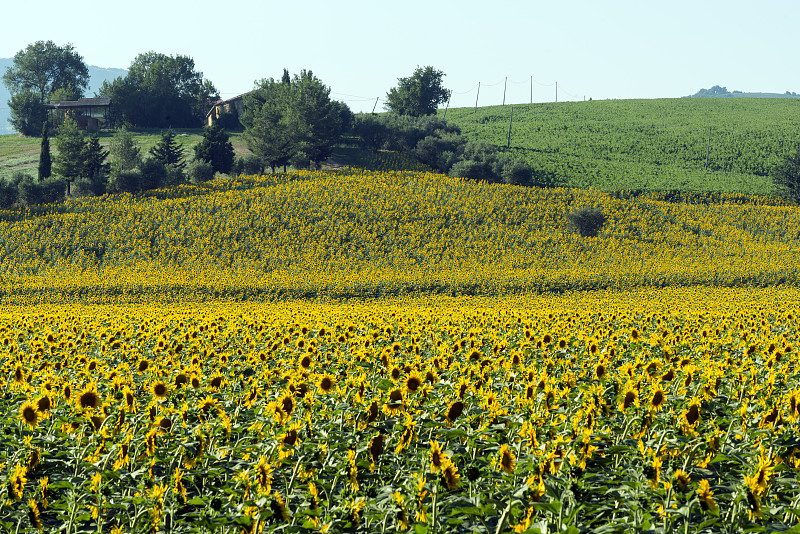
left=3, top=0, right=798, bottom=112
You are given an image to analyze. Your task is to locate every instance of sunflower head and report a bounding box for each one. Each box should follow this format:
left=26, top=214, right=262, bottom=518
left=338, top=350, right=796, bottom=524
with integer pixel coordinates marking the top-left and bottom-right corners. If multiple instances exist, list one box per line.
left=20, top=402, right=38, bottom=428
left=151, top=381, right=169, bottom=399
left=77, top=387, right=101, bottom=410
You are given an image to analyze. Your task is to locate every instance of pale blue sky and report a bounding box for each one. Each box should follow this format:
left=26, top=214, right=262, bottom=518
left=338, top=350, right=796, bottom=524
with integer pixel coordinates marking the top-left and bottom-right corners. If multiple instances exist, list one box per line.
left=3, top=0, right=798, bottom=112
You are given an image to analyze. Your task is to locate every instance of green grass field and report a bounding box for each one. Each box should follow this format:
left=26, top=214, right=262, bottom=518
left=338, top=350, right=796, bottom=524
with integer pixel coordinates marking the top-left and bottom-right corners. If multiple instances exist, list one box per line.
left=441, top=98, right=800, bottom=195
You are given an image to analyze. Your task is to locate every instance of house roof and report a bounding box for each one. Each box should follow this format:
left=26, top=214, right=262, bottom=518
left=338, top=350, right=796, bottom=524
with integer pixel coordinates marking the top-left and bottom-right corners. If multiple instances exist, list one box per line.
left=205, top=92, right=250, bottom=118
left=44, top=98, right=112, bottom=109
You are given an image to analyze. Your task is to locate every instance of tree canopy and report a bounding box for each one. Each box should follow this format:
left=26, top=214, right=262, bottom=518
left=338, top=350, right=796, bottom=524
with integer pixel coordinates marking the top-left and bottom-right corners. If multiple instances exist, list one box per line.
left=100, top=52, right=217, bottom=128
left=241, top=70, right=351, bottom=172
left=2, top=41, right=89, bottom=136
left=385, top=66, right=451, bottom=117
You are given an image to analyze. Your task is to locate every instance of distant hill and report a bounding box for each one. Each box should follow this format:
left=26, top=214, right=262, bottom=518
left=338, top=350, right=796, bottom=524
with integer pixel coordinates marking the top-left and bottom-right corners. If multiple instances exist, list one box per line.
left=0, top=58, right=127, bottom=135
left=687, top=85, right=800, bottom=99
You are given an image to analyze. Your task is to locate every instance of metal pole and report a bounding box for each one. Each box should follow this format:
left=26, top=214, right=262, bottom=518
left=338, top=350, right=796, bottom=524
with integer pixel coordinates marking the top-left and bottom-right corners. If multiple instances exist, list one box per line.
left=507, top=105, right=514, bottom=148
left=371, top=97, right=379, bottom=114
left=556, top=82, right=558, bottom=103
left=530, top=76, right=533, bottom=104
left=443, top=94, right=451, bottom=119
left=503, top=77, right=507, bottom=106
left=705, top=127, right=711, bottom=170
left=474, top=82, right=480, bottom=113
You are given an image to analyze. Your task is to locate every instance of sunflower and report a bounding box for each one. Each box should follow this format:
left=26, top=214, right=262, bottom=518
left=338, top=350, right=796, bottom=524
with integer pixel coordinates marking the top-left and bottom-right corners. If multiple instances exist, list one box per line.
left=319, top=374, right=335, bottom=394
left=77, top=386, right=101, bottom=410
left=10, top=463, right=27, bottom=501
left=684, top=402, right=701, bottom=425
left=594, top=364, right=606, bottom=380
left=440, top=457, right=460, bottom=490
left=674, top=469, right=691, bottom=491
left=298, top=354, right=313, bottom=370
left=404, top=373, right=422, bottom=394
left=620, top=385, right=638, bottom=411
left=369, top=433, right=384, bottom=470
left=649, top=388, right=667, bottom=412
left=496, top=444, right=516, bottom=474
left=697, top=479, right=718, bottom=512
left=429, top=440, right=445, bottom=472
left=36, top=394, right=52, bottom=414
left=27, top=499, right=42, bottom=530
left=151, top=381, right=169, bottom=400
left=445, top=400, right=464, bottom=424
left=20, top=402, right=38, bottom=428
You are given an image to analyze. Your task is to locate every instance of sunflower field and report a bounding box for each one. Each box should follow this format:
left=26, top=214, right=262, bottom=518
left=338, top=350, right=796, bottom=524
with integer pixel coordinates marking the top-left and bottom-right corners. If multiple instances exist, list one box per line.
left=2, top=168, right=800, bottom=532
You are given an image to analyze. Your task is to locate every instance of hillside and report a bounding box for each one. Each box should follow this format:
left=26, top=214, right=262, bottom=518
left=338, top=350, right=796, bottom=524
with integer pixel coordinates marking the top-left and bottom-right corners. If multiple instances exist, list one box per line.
left=0, top=168, right=797, bottom=304
left=442, top=98, right=800, bottom=195
left=0, top=58, right=127, bottom=135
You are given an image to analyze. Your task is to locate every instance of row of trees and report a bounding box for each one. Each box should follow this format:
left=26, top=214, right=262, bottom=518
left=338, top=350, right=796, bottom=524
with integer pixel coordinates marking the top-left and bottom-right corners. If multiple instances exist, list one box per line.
left=3, top=41, right=217, bottom=134
left=0, top=123, right=237, bottom=208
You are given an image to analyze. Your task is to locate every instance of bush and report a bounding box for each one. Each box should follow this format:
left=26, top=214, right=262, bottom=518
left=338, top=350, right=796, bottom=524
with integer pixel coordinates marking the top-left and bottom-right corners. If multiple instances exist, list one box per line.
left=449, top=159, right=491, bottom=181
left=496, top=155, right=533, bottom=186
left=17, top=177, right=65, bottom=206
left=113, top=170, right=142, bottom=193
left=215, top=111, right=242, bottom=131
left=771, top=146, right=800, bottom=203
left=140, top=159, right=167, bottom=191
left=242, top=154, right=264, bottom=176
left=0, top=179, right=19, bottom=209
left=414, top=133, right=467, bottom=172
left=187, top=160, right=215, bottom=183
left=566, top=207, right=607, bottom=237
left=72, top=177, right=106, bottom=197
left=163, top=164, right=185, bottom=188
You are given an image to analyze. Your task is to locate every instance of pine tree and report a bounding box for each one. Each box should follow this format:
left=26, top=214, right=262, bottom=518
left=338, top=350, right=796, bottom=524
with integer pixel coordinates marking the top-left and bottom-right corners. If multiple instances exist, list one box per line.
left=38, top=123, right=51, bottom=181
left=53, top=118, right=84, bottom=194
left=194, top=124, right=234, bottom=174
left=81, top=134, right=109, bottom=194
left=149, top=129, right=186, bottom=169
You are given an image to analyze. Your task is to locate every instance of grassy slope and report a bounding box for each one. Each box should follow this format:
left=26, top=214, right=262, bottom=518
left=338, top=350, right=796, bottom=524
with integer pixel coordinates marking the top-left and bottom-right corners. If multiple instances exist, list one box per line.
left=441, top=98, right=800, bottom=195
left=0, top=129, right=252, bottom=181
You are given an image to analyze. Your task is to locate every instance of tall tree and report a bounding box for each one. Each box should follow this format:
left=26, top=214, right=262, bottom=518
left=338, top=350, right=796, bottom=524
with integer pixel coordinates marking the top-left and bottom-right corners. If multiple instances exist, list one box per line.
left=149, top=129, right=186, bottom=169
left=108, top=126, right=142, bottom=179
left=100, top=52, right=217, bottom=128
left=53, top=118, right=84, bottom=194
left=38, top=123, right=52, bottom=181
left=3, top=41, right=88, bottom=135
left=385, top=66, right=451, bottom=117
left=194, top=124, right=234, bottom=174
left=81, top=135, right=110, bottom=194
left=241, top=70, right=350, bottom=171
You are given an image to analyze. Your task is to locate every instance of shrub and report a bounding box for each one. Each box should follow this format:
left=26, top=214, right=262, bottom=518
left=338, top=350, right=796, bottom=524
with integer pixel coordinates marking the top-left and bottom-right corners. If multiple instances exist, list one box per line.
left=187, top=160, right=215, bottom=183
left=113, top=170, right=142, bottom=193
left=72, top=177, right=106, bottom=197
left=449, top=159, right=491, bottom=181
left=771, top=146, right=800, bottom=203
left=566, top=207, right=607, bottom=237
left=0, top=179, right=18, bottom=209
left=140, top=159, right=167, bottom=191
left=17, top=177, right=65, bottom=206
left=414, top=133, right=467, bottom=172
left=163, top=164, right=185, bottom=188
left=242, top=154, right=264, bottom=176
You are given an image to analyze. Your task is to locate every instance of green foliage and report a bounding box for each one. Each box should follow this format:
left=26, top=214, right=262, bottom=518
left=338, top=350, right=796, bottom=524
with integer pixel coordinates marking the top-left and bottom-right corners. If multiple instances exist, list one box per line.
left=442, top=99, right=800, bottom=194
left=186, top=159, right=215, bottom=183
left=0, top=179, right=18, bottom=209
left=53, top=118, right=84, bottom=190
left=194, top=124, right=234, bottom=174
left=149, top=129, right=186, bottom=169
left=771, top=146, right=800, bottom=203
left=108, top=126, right=142, bottom=178
left=353, top=114, right=390, bottom=152
left=2, top=40, right=88, bottom=101
left=385, top=66, right=451, bottom=117
left=7, top=91, right=47, bottom=136
left=566, top=206, right=607, bottom=237
left=241, top=70, right=350, bottom=171
left=17, top=176, right=65, bottom=205
left=113, top=169, right=143, bottom=194
left=140, top=159, right=167, bottom=190
left=38, top=123, right=51, bottom=181
left=80, top=135, right=109, bottom=195
left=99, top=52, right=217, bottom=128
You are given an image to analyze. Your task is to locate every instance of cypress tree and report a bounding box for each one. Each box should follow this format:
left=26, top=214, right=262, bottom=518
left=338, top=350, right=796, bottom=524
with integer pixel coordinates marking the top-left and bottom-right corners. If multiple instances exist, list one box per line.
left=38, top=123, right=51, bottom=181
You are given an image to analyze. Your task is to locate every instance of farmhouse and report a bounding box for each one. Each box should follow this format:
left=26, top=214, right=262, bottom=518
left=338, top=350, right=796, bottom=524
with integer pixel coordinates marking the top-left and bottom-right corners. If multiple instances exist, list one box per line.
left=44, top=98, right=112, bottom=131
left=206, top=92, right=249, bottom=126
